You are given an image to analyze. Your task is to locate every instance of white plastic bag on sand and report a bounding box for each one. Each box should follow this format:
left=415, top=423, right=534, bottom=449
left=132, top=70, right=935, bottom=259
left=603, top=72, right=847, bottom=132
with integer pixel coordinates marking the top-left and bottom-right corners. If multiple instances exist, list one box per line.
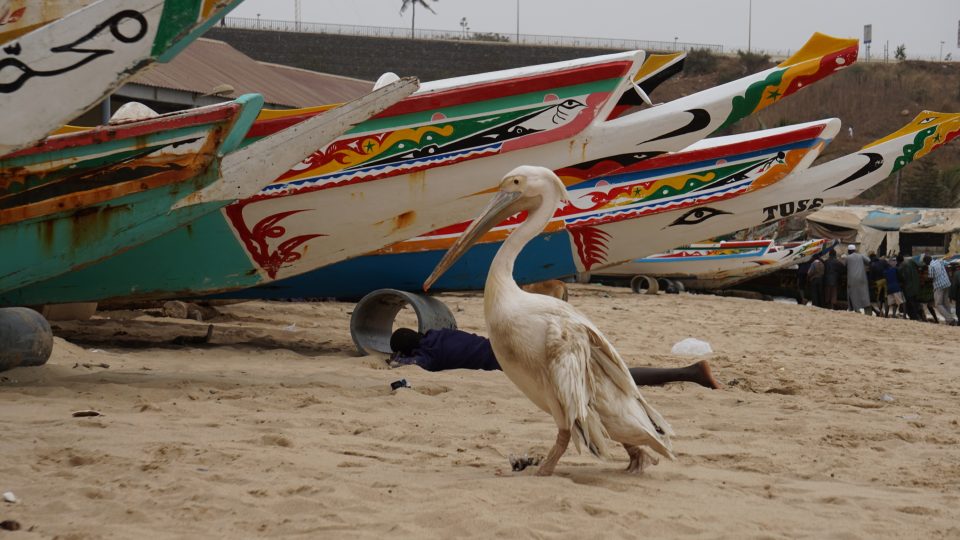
left=671, top=338, right=713, bottom=356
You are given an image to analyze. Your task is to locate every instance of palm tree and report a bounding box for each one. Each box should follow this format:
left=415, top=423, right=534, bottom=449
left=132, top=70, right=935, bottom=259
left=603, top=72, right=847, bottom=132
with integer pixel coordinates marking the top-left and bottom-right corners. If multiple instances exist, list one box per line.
left=399, top=0, right=438, bottom=39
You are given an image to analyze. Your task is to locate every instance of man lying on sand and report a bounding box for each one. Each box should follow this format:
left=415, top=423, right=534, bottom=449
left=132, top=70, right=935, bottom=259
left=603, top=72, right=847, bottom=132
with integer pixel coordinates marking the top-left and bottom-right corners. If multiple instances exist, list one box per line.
left=389, top=328, right=721, bottom=389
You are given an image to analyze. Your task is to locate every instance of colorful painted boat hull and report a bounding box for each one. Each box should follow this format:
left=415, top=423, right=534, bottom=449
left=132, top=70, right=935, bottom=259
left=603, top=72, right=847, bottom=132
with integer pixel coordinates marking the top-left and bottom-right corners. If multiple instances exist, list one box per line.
left=1, top=34, right=859, bottom=305
left=0, top=0, right=244, bottom=154
left=565, top=112, right=960, bottom=278
left=592, top=111, right=960, bottom=272
left=597, top=239, right=778, bottom=278
left=217, top=119, right=839, bottom=299
left=0, top=78, right=419, bottom=296
left=0, top=95, right=261, bottom=294
left=599, top=239, right=837, bottom=290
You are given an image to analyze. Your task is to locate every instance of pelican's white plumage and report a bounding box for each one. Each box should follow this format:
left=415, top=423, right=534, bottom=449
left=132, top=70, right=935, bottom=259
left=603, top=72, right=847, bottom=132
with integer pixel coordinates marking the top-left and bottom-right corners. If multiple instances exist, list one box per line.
left=425, top=165, right=674, bottom=475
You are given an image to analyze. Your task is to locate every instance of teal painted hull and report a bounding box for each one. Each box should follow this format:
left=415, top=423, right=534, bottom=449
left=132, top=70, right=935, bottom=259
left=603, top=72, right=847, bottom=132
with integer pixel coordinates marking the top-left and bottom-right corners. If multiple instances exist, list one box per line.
left=1, top=195, right=229, bottom=298
left=0, top=95, right=263, bottom=294
left=0, top=209, right=259, bottom=305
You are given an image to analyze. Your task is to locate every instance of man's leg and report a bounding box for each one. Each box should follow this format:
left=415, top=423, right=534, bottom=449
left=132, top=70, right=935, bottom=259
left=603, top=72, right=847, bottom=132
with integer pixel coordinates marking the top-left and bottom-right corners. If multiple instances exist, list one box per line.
left=812, top=279, right=823, bottom=307
left=905, top=296, right=921, bottom=320
left=629, top=361, right=720, bottom=390
left=934, top=289, right=957, bottom=324
left=825, top=285, right=835, bottom=309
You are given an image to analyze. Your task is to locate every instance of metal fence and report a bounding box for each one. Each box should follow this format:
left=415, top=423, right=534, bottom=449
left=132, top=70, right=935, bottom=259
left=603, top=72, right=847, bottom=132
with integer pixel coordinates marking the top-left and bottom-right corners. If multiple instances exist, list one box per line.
left=222, top=16, right=724, bottom=54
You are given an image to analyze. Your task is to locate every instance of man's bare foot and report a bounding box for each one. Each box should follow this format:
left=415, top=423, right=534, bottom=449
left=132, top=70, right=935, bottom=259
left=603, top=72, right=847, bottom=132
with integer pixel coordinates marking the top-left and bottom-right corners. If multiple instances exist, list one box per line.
left=694, top=360, right=721, bottom=389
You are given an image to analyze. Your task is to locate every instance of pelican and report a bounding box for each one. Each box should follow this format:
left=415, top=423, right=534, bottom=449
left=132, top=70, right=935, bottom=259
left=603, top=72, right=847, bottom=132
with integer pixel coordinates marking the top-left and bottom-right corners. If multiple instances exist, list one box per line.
left=424, top=165, right=674, bottom=476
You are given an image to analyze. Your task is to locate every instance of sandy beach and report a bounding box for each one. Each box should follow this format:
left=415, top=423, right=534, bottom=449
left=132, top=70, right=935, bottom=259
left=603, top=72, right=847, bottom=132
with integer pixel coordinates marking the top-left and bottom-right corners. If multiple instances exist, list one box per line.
left=1, top=284, right=959, bottom=538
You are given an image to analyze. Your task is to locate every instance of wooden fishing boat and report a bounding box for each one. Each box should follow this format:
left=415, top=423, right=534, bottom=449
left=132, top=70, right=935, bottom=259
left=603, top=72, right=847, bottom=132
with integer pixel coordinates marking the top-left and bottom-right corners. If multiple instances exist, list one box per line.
left=0, top=0, right=244, bottom=155
left=598, top=238, right=836, bottom=290
left=218, top=119, right=839, bottom=299
left=578, top=111, right=960, bottom=279
left=0, top=78, right=418, bottom=295
left=218, top=110, right=960, bottom=299
left=0, top=34, right=859, bottom=305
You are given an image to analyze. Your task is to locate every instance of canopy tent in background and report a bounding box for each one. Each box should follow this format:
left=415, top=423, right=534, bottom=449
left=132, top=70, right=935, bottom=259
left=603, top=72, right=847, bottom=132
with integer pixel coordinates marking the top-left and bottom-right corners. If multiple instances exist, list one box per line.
left=805, top=206, right=960, bottom=256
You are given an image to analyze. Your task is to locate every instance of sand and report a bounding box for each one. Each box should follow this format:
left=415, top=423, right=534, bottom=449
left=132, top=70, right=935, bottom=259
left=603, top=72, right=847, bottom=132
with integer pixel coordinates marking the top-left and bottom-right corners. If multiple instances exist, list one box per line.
left=1, top=284, right=959, bottom=539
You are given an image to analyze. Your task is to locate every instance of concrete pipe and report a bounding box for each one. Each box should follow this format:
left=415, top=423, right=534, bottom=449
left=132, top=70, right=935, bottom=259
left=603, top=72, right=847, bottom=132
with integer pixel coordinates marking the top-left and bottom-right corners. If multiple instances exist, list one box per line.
left=656, top=278, right=674, bottom=293
left=350, top=289, right=457, bottom=356
left=0, top=307, right=53, bottom=371
left=660, top=279, right=681, bottom=294
left=630, top=275, right=659, bottom=295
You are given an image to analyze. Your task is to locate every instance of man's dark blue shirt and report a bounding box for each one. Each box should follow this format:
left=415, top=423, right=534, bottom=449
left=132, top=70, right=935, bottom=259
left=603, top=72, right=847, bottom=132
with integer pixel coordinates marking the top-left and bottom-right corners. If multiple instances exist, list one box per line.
left=396, top=328, right=501, bottom=371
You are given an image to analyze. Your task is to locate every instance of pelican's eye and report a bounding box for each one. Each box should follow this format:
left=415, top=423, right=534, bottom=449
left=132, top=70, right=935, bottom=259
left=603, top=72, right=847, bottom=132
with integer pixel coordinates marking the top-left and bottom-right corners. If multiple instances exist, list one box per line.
left=513, top=178, right=520, bottom=185
left=669, top=207, right=732, bottom=226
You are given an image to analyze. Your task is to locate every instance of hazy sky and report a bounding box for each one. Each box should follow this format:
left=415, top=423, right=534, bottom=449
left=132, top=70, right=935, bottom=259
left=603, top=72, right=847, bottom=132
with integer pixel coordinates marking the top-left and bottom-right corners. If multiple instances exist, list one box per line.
left=230, top=0, right=959, bottom=60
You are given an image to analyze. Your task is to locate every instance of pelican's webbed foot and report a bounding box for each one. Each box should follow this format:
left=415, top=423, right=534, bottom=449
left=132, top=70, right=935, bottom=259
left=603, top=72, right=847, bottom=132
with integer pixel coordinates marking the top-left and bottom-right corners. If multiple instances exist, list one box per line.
left=623, top=444, right=659, bottom=474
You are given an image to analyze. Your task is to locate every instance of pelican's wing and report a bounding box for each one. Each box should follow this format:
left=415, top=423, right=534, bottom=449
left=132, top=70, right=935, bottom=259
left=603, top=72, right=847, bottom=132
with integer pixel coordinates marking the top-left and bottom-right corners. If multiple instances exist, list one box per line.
left=545, top=319, right=610, bottom=459
left=566, top=307, right=675, bottom=440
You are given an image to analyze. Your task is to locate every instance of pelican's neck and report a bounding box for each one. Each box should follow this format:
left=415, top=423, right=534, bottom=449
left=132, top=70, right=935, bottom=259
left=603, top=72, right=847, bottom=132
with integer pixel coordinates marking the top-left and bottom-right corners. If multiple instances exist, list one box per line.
left=486, top=191, right=560, bottom=303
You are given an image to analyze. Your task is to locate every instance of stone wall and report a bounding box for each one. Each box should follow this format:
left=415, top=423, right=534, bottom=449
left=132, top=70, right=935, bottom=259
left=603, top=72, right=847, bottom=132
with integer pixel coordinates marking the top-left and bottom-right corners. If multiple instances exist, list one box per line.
left=205, top=28, right=625, bottom=82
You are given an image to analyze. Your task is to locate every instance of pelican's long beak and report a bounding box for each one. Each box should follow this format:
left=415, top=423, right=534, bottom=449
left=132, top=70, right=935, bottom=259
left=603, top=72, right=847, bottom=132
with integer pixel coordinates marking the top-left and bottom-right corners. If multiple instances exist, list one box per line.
left=423, top=190, right=524, bottom=291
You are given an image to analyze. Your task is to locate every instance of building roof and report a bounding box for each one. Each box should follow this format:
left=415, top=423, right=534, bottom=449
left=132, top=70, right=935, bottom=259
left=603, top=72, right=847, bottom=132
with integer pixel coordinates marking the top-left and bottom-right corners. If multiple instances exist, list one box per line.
left=130, top=38, right=373, bottom=108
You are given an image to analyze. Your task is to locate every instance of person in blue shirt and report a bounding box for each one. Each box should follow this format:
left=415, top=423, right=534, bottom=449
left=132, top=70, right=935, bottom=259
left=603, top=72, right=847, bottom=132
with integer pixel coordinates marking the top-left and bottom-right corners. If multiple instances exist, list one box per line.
left=883, top=257, right=905, bottom=318
left=389, top=327, right=721, bottom=389
left=868, top=252, right=888, bottom=315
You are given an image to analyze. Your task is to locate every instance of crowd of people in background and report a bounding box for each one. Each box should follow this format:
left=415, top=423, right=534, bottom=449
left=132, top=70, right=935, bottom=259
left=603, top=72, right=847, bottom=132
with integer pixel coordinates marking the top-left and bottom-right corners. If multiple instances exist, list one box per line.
left=802, top=245, right=960, bottom=325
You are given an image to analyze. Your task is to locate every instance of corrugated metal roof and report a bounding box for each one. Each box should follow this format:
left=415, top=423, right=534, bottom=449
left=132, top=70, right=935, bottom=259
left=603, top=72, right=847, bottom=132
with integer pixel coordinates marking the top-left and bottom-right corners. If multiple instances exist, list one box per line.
left=130, top=38, right=373, bottom=109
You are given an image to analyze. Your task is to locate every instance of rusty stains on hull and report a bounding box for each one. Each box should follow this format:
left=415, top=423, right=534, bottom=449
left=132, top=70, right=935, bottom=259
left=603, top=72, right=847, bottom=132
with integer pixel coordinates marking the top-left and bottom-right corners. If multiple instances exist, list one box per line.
left=407, top=170, right=427, bottom=192
left=392, top=210, right=417, bottom=232
left=32, top=203, right=133, bottom=257
left=0, top=135, right=222, bottom=226
left=68, top=204, right=133, bottom=253
left=38, top=219, right=54, bottom=254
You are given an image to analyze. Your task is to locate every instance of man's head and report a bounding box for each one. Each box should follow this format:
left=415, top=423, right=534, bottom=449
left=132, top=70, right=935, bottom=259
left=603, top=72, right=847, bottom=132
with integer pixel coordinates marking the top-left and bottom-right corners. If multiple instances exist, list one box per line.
left=847, top=244, right=856, bottom=254
left=922, top=254, right=932, bottom=266
left=390, top=328, right=423, bottom=356
left=869, top=251, right=877, bottom=260
left=829, top=249, right=837, bottom=259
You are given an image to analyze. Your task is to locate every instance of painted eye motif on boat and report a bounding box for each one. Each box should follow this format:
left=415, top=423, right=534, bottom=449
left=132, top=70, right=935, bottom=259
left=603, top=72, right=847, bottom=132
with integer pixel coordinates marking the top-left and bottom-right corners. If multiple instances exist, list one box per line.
left=558, top=99, right=585, bottom=110
left=552, top=99, right=585, bottom=124
left=918, top=116, right=937, bottom=125
left=668, top=207, right=732, bottom=226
